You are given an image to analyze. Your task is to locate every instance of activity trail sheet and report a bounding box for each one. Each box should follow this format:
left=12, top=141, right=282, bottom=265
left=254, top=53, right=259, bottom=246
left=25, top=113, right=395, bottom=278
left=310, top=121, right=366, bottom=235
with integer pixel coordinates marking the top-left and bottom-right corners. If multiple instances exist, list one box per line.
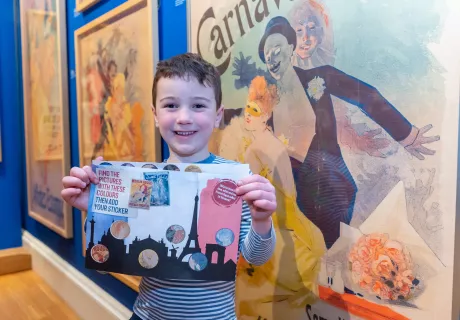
left=84, top=160, right=250, bottom=282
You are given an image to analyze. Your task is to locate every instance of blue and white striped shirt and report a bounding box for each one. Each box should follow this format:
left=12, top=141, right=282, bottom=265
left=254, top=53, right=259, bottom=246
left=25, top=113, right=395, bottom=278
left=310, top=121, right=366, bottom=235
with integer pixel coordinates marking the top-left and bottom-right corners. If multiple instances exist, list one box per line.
left=132, top=153, right=276, bottom=320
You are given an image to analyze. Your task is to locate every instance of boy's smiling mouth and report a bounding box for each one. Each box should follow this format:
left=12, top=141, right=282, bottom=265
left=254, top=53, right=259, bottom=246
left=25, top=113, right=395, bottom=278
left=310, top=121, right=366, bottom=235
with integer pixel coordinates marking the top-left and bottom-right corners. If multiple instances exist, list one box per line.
left=175, top=131, right=196, bottom=136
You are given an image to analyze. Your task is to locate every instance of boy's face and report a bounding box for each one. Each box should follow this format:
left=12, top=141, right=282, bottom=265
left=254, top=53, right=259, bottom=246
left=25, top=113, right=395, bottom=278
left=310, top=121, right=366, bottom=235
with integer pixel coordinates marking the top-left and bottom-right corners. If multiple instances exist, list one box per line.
left=154, top=76, right=223, bottom=162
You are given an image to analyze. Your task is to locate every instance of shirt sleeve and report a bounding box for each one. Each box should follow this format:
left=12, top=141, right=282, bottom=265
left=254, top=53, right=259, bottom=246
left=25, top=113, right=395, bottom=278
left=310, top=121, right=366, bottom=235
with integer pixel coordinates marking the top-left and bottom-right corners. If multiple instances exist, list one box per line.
left=238, top=198, right=276, bottom=266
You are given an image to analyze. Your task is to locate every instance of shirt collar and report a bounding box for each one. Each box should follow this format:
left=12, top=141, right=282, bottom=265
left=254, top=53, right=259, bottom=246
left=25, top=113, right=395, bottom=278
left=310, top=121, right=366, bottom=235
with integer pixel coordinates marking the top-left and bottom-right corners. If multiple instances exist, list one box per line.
left=164, top=153, right=216, bottom=164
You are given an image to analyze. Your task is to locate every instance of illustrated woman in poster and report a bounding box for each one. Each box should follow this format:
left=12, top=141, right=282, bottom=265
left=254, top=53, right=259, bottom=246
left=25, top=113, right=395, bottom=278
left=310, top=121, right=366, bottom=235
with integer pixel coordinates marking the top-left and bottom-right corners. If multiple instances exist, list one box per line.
left=231, top=76, right=327, bottom=317
left=288, top=0, right=335, bottom=70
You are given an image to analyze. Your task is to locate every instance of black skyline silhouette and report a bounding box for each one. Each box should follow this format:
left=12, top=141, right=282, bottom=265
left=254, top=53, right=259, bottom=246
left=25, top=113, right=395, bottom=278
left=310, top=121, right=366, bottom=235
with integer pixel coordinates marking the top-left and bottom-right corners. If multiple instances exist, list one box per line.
left=85, top=191, right=237, bottom=281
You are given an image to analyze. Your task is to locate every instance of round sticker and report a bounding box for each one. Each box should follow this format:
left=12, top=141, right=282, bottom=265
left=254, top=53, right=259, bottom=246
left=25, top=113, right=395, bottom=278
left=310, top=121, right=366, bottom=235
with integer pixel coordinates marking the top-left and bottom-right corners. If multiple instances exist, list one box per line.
left=212, top=179, right=239, bottom=207
left=121, top=163, right=135, bottom=167
left=215, top=228, right=235, bottom=247
left=91, top=244, right=109, bottom=263
left=166, top=225, right=186, bottom=244
left=138, top=249, right=159, bottom=269
left=142, top=164, right=158, bottom=169
left=185, top=165, right=202, bottom=173
left=110, top=220, right=131, bottom=240
left=163, top=164, right=180, bottom=171
left=189, top=253, right=208, bottom=271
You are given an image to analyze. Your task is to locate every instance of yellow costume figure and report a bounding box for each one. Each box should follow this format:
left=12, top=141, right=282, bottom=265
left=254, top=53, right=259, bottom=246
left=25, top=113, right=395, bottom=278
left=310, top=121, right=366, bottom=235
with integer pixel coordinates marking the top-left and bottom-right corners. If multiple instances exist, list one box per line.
left=103, top=73, right=135, bottom=160
left=222, top=77, right=327, bottom=319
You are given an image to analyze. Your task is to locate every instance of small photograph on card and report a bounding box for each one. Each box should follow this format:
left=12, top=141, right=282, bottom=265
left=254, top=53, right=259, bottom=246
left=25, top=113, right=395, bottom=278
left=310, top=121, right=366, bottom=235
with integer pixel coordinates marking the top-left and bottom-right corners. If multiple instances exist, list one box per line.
left=129, top=179, right=152, bottom=209
left=143, top=172, right=170, bottom=206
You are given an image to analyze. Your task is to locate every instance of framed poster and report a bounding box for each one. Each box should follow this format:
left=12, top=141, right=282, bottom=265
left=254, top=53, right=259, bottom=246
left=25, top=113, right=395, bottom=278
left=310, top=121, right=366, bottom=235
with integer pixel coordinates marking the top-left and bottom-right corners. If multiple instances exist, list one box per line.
left=20, top=0, right=72, bottom=238
left=189, top=0, right=460, bottom=319
left=76, top=0, right=100, bottom=13
left=75, top=0, right=161, bottom=290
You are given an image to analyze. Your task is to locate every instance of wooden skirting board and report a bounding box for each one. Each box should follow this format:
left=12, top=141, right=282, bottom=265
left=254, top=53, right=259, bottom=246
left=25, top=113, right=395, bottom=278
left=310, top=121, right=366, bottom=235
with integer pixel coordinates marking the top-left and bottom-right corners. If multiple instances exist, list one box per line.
left=22, top=230, right=132, bottom=320
left=0, top=247, right=32, bottom=276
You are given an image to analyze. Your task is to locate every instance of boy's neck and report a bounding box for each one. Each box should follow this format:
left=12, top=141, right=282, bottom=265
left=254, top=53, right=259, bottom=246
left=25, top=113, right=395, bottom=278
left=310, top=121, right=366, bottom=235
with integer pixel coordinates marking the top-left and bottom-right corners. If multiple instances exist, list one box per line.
left=166, top=149, right=213, bottom=164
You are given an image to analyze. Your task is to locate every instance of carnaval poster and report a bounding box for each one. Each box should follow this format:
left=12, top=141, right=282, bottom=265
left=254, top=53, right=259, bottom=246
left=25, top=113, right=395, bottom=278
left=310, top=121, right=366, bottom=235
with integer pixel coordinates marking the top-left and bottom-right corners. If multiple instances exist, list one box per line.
left=189, top=0, right=460, bottom=319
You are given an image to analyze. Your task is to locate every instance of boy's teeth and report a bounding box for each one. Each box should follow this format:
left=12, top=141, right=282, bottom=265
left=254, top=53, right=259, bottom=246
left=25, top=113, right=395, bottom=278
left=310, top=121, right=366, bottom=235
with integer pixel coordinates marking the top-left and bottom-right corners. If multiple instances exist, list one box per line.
left=176, top=131, right=194, bottom=136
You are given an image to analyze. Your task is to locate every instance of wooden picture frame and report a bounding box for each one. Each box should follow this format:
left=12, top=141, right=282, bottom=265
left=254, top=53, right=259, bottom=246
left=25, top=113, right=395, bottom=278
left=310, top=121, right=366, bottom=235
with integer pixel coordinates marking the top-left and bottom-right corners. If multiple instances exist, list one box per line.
left=20, top=1, right=72, bottom=238
left=75, top=0, right=100, bottom=13
left=75, top=0, right=160, bottom=291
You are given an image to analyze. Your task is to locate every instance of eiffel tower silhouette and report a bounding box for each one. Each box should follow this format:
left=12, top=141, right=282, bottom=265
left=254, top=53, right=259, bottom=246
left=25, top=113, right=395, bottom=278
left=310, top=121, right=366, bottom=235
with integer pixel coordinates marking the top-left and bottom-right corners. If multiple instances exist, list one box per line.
left=178, top=190, right=201, bottom=261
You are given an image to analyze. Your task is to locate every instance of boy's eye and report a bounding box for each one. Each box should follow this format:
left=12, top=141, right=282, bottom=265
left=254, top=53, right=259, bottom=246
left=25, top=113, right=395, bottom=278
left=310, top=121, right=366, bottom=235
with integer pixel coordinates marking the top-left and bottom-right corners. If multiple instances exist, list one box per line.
left=194, top=104, right=206, bottom=109
left=164, top=104, right=177, bottom=108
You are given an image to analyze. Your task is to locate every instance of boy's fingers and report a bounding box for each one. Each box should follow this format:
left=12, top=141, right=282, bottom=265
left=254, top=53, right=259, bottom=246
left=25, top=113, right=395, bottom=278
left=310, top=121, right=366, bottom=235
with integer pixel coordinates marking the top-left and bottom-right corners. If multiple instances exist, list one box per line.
left=70, top=167, right=90, bottom=184
left=61, top=188, right=81, bottom=201
left=95, top=156, right=104, bottom=161
left=62, top=176, right=87, bottom=189
left=242, top=190, right=276, bottom=202
left=82, top=165, right=99, bottom=184
left=236, top=181, right=274, bottom=195
left=253, top=199, right=277, bottom=212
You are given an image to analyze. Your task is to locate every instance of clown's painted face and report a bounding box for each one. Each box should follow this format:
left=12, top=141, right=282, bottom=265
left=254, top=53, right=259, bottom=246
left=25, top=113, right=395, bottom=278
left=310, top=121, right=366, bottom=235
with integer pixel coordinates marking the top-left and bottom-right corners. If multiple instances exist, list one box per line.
left=264, top=33, right=294, bottom=80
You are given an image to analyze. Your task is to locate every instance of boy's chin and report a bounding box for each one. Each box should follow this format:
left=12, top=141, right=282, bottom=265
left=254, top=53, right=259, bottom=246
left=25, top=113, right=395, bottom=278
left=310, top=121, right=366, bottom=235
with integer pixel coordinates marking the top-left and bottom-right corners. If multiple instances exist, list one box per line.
left=170, top=145, right=207, bottom=158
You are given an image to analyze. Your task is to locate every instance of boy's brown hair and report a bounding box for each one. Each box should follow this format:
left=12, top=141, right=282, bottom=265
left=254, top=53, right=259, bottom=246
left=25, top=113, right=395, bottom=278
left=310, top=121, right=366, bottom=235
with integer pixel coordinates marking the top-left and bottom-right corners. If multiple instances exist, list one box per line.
left=152, top=53, right=222, bottom=109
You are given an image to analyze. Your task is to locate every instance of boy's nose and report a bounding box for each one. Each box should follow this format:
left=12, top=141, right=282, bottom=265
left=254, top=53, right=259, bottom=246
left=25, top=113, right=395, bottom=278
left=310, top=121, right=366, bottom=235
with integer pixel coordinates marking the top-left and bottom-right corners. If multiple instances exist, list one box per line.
left=176, top=108, right=193, bottom=124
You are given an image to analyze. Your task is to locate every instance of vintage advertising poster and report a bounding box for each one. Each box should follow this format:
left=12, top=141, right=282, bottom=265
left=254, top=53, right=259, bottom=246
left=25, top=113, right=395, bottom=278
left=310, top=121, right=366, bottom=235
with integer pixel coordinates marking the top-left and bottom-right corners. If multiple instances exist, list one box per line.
left=75, top=0, right=161, bottom=166
left=189, top=0, right=460, bottom=319
left=84, top=161, right=249, bottom=281
left=20, top=0, right=72, bottom=237
left=75, top=0, right=161, bottom=289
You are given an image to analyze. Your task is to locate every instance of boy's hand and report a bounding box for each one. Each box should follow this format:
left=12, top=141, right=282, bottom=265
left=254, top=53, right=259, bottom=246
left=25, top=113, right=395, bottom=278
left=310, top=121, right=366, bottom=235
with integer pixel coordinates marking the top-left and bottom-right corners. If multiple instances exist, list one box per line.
left=61, top=156, right=103, bottom=212
left=236, top=174, right=277, bottom=235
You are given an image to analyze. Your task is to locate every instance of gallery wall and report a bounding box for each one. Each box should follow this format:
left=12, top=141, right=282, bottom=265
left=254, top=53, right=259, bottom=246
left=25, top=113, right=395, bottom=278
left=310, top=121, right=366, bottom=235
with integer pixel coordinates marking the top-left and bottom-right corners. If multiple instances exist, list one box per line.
left=0, top=0, right=24, bottom=250
left=2, top=0, right=457, bottom=318
left=8, top=0, right=187, bottom=310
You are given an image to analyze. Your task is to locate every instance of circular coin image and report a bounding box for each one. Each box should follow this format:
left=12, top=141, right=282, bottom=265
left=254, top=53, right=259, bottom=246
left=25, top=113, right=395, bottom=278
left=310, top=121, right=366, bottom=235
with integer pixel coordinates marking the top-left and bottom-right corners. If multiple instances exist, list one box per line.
left=163, top=164, right=180, bottom=171
left=189, top=253, right=208, bottom=271
left=142, top=164, right=158, bottom=169
left=184, top=165, right=202, bottom=173
left=91, top=244, right=109, bottom=263
left=166, top=225, right=186, bottom=244
left=121, top=163, right=135, bottom=167
left=215, top=228, right=235, bottom=247
left=110, top=220, right=131, bottom=240
left=138, top=249, right=159, bottom=269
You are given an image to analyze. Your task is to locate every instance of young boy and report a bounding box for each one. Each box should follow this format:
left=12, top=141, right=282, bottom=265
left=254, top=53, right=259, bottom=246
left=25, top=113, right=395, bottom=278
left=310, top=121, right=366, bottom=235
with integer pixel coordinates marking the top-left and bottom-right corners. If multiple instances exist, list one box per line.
left=61, top=53, right=277, bottom=320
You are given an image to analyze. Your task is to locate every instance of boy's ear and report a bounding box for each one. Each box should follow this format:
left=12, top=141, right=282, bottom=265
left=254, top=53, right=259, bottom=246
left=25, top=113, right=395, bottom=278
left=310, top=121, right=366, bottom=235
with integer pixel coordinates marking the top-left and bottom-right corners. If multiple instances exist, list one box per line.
left=215, top=104, right=224, bottom=128
left=151, top=103, right=159, bottom=127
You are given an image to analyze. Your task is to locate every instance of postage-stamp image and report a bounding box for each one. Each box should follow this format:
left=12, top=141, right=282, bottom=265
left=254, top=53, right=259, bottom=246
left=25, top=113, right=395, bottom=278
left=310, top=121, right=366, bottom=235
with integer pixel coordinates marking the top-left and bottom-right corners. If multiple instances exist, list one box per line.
left=143, top=172, right=170, bottom=206
left=129, top=179, right=153, bottom=209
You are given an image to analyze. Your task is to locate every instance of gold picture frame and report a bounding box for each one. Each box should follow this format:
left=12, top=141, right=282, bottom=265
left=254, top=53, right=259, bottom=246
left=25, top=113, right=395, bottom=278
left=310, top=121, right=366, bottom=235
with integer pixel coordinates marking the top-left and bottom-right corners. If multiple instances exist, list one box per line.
left=75, top=0, right=100, bottom=12
left=75, top=0, right=160, bottom=290
left=19, top=1, right=72, bottom=238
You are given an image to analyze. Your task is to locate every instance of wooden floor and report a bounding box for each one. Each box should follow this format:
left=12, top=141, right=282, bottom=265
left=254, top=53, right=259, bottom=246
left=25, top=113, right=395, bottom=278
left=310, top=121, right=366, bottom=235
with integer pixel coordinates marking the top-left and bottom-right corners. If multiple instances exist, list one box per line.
left=0, top=270, right=80, bottom=320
